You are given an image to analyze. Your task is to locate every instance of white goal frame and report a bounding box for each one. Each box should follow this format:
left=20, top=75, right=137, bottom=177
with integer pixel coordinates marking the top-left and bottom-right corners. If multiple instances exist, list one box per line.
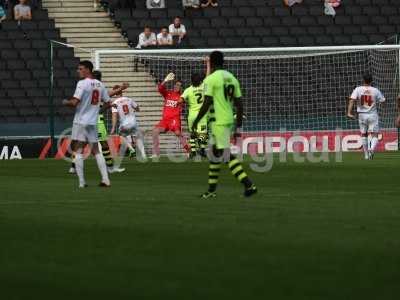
left=94, top=45, right=400, bottom=70
left=93, top=45, right=400, bottom=152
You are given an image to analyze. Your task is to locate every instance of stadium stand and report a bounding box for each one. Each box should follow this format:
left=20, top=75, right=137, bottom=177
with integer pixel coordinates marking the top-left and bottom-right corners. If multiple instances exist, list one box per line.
left=0, top=5, right=77, bottom=127
left=105, top=0, right=400, bottom=48
left=2, top=0, right=400, bottom=140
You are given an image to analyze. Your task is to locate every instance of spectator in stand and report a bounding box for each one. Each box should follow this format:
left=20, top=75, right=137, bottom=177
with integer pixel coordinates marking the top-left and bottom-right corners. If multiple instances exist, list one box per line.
left=182, top=0, right=200, bottom=8
left=14, top=0, right=31, bottom=20
left=136, top=26, right=157, bottom=49
left=169, top=16, right=186, bottom=45
left=283, top=0, right=303, bottom=7
left=324, top=0, right=341, bottom=16
left=0, top=3, right=6, bottom=27
left=94, top=0, right=101, bottom=11
left=201, top=0, right=217, bottom=7
left=157, top=27, right=173, bottom=46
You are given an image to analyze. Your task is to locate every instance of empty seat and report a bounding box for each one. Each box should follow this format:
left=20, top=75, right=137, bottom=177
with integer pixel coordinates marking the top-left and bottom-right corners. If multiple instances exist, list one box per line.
left=207, top=37, right=225, bottom=47
left=114, top=9, right=131, bottom=21
left=193, top=18, right=210, bottom=28
left=274, top=7, right=290, bottom=17
left=14, top=40, right=31, bottom=49
left=219, top=28, right=236, bottom=37
left=297, top=36, right=315, bottom=46
left=352, top=35, right=369, bottom=44
left=333, top=35, right=352, bottom=44
left=201, top=28, right=218, bottom=37
left=334, top=16, right=352, bottom=25
left=228, top=18, right=245, bottom=28
left=299, top=16, right=317, bottom=26
left=246, top=17, right=263, bottom=27
left=272, top=27, right=289, bottom=36
left=150, top=10, right=167, bottom=19
left=279, top=36, right=297, bottom=46
left=26, top=59, right=44, bottom=69
left=7, top=60, right=25, bottom=69
left=290, top=26, right=308, bottom=36
left=315, top=35, right=333, bottom=45
left=363, top=6, right=379, bottom=15
left=225, top=37, right=244, bottom=48
left=243, top=37, right=260, bottom=47
left=221, top=7, right=238, bottom=17
left=1, top=80, right=20, bottom=89
left=8, top=89, right=26, bottom=98
left=256, top=7, right=272, bottom=17
left=261, top=36, right=279, bottom=47
left=353, top=16, right=370, bottom=25
left=211, top=18, right=228, bottom=27
left=14, top=70, right=31, bottom=80
left=238, top=7, right=256, bottom=17
left=236, top=28, right=253, bottom=37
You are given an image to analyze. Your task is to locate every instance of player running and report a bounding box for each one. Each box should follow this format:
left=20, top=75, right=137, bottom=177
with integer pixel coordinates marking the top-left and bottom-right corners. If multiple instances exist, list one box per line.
left=110, top=89, right=147, bottom=163
left=347, top=73, right=385, bottom=160
left=152, top=72, right=188, bottom=157
left=63, top=61, right=112, bottom=188
left=181, top=72, right=208, bottom=158
left=69, top=71, right=128, bottom=174
left=192, top=51, right=257, bottom=198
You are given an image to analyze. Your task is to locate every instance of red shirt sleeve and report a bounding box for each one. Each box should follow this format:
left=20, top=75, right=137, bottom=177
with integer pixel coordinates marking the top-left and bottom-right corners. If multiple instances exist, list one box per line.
left=158, top=83, right=168, bottom=99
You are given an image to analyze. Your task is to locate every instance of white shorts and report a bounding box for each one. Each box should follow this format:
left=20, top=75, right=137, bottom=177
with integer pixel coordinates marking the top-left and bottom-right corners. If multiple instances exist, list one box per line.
left=358, top=113, right=379, bottom=134
left=119, top=122, right=138, bottom=137
left=71, top=123, right=98, bottom=143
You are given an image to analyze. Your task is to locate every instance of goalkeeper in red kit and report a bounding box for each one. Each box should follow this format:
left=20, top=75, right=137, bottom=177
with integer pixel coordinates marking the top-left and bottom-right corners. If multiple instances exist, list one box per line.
left=152, top=72, right=189, bottom=157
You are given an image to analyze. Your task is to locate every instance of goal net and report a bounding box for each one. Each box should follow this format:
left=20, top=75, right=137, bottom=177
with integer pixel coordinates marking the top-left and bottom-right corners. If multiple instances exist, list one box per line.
left=95, top=46, right=400, bottom=153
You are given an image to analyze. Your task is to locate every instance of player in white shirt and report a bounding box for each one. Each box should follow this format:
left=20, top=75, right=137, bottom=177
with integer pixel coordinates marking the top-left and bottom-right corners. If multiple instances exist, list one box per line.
left=110, top=90, right=147, bottom=162
left=63, top=61, right=112, bottom=188
left=347, top=73, right=385, bottom=160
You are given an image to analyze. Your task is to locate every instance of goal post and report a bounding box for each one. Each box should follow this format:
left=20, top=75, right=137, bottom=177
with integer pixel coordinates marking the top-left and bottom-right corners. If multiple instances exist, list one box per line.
left=94, top=45, right=400, bottom=153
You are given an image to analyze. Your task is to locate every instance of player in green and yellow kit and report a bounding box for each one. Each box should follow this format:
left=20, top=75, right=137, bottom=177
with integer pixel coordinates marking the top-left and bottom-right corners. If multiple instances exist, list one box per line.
left=192, top=51, right=257, bottom=198
left=181, top=73, right=208, bottom=158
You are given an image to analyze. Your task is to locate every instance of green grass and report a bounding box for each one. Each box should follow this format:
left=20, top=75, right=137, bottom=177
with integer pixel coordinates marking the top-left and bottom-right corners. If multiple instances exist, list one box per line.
left=1, top=153, right=400, bottom=299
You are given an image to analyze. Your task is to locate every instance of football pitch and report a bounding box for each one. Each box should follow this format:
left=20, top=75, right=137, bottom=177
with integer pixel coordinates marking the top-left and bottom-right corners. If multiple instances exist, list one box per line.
left=1, top=153, right=400, bottom=299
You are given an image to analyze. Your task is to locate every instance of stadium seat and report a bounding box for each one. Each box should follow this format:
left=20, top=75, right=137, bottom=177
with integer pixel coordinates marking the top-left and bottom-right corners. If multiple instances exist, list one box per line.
left=0, top=9, right=78, bottom=123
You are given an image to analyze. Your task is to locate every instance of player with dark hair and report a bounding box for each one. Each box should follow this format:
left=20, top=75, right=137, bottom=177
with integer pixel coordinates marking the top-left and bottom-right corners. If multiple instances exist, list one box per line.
left=63, top=61, right=112, bottom=187
left=69, top=70, right=128, bottom=174
left=152, top=72, right=189, bottom=157
left=192, top=51, right=257, bottom=198
left=347, top=73, right=385, bottom=160
left=181, top=72, right=208, bottom=158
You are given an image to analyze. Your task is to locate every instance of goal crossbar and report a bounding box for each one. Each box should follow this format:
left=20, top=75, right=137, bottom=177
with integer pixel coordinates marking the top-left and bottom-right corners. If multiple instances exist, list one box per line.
left=94, top=45, right=400, bottom=69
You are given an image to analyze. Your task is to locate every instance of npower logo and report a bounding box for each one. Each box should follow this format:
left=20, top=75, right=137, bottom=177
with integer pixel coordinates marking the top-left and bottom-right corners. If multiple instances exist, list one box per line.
left=0, top=146, right=22, bottom=160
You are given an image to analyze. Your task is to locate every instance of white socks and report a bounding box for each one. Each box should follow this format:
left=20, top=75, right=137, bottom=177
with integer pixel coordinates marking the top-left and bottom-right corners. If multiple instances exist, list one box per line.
left=370, top=136, right=379, bottom=153
left=136, top=137, right=147, bottom=159
left=75, top=153, right=85, bottom=187
left=95, top=153, right=110, bottom=185
left=361, top=136, right=368, bottom=159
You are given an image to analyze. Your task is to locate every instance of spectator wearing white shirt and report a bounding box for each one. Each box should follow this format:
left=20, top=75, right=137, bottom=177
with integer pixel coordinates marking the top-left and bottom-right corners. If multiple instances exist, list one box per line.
left=137, top=26, right=157, bottom=49
left=14, top=0, right=31, bottom=21
left=157, top=27, right=173, bottom=46
left=168, top=16, right=186, bottom=45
